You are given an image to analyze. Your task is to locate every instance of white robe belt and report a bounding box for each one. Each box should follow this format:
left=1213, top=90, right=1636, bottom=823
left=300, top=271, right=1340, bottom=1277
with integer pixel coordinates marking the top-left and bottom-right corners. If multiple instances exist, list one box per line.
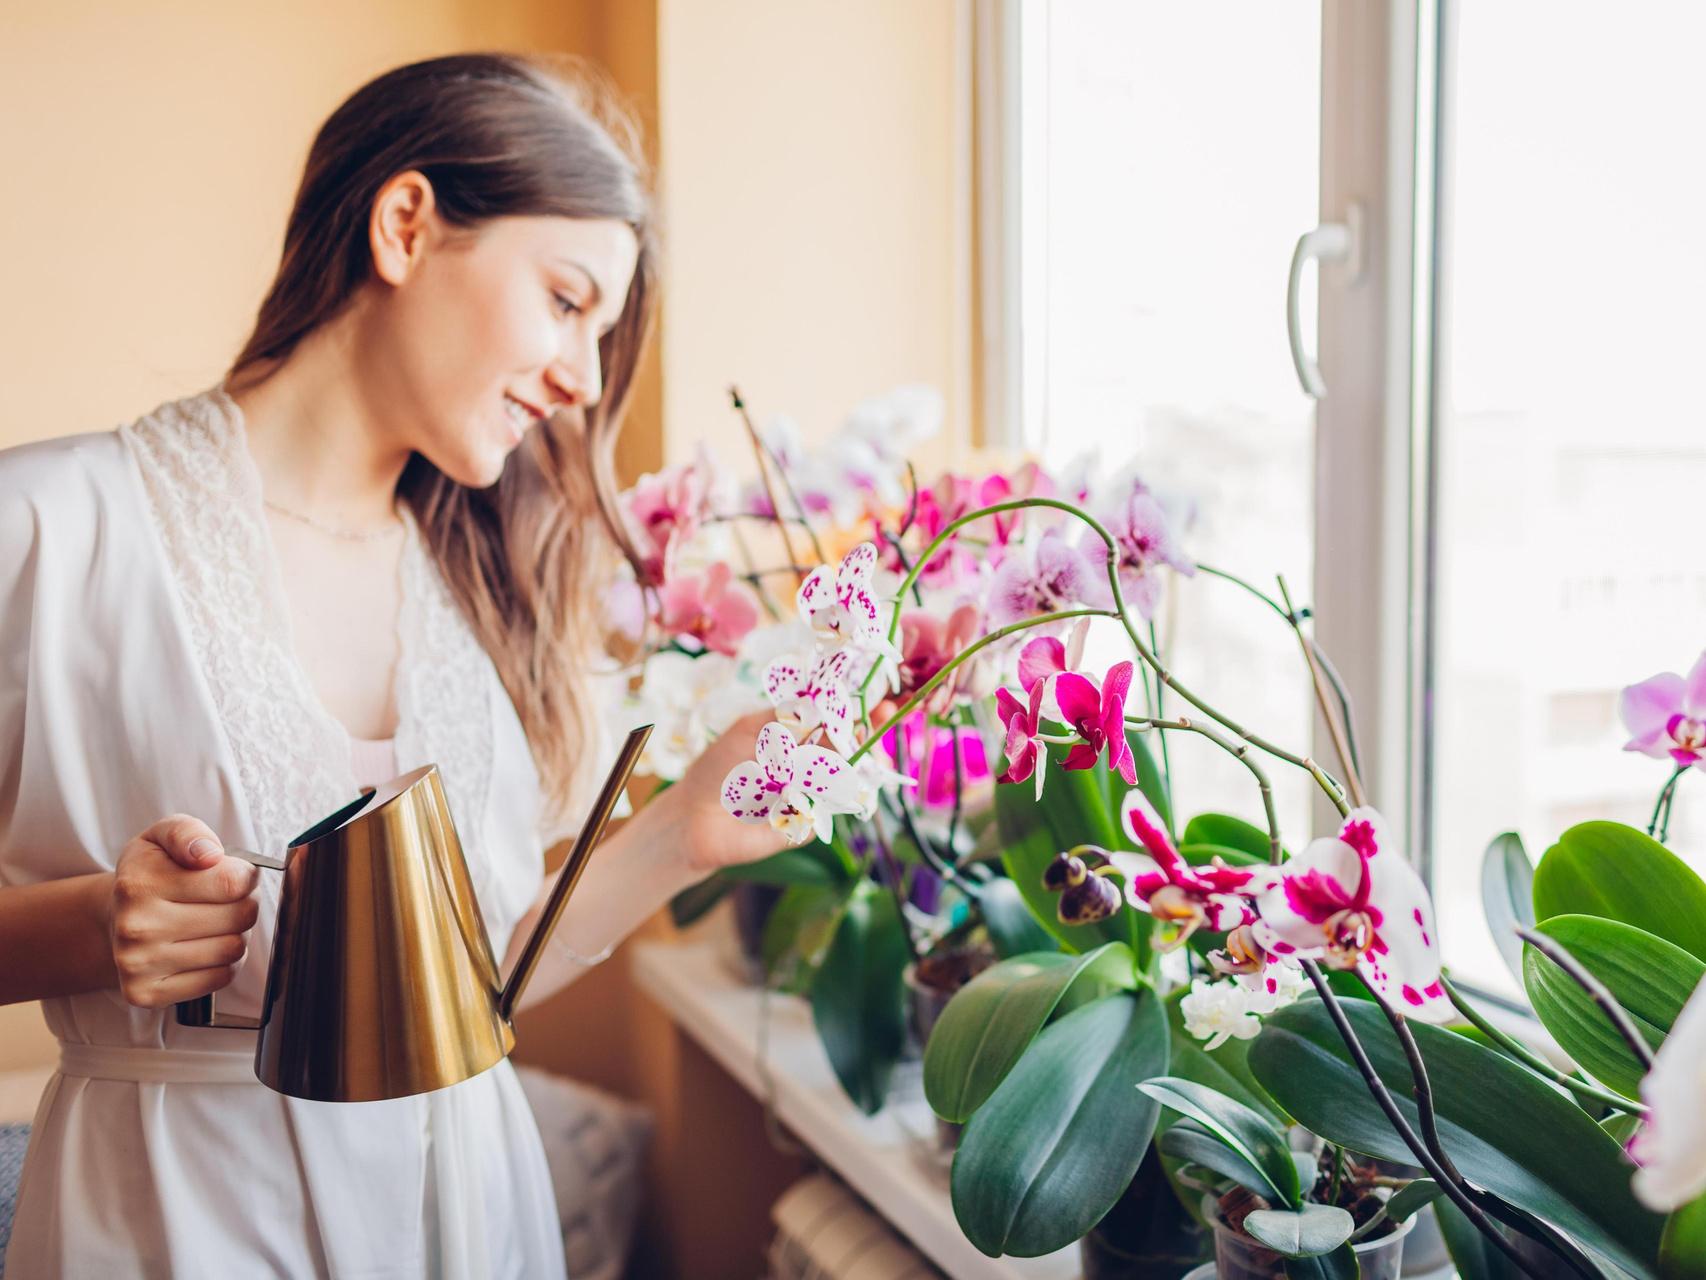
left=57, top=1041, right=261, bottom=1085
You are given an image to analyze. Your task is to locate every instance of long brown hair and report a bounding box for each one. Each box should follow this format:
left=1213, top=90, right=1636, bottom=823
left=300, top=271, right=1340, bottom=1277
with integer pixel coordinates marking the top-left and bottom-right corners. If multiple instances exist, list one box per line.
left=228, top=52, right=655, bottom=830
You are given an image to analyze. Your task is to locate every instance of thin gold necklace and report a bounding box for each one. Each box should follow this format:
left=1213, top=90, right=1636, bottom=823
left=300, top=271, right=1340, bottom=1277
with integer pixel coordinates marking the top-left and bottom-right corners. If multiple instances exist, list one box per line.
left=263, top=496, right=404, bottom=542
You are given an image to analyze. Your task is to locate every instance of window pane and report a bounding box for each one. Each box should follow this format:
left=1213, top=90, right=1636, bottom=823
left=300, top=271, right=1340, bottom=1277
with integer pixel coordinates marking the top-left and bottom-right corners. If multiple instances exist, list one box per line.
left=1024, top=1, right=1322, bottom=840
left=1432, top=3, right=1706, bottom=996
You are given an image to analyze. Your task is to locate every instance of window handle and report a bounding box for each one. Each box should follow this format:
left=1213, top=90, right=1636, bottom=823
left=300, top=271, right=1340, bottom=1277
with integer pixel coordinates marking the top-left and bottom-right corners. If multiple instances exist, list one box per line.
left=1286, top=204, right=1363, bottom=399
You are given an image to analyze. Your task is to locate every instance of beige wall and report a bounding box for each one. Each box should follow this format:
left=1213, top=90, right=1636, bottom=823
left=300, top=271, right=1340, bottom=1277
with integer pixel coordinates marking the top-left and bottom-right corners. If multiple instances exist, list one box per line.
left=2, top=1, right=965, bottom=1273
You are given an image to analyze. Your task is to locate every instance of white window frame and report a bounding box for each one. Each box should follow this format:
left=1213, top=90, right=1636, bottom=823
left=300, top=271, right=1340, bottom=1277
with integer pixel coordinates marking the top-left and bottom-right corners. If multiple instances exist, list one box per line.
left=983, top=0, right=1537, bottom=1005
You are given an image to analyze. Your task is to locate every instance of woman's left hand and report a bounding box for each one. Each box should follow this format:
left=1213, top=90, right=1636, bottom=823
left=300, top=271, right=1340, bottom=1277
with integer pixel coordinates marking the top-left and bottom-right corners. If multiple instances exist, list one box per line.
left=655, top=711, right=794, bottom=876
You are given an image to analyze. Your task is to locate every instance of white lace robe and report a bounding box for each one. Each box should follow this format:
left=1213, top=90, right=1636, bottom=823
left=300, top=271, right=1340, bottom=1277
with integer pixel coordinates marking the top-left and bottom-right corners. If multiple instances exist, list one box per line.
left=0, top=387, right=572, bottom=1278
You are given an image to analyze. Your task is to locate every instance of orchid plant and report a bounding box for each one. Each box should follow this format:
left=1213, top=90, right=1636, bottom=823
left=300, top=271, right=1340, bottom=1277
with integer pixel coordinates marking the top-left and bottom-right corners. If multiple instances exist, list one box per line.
left=620, top=385, right=1705, bottom=1278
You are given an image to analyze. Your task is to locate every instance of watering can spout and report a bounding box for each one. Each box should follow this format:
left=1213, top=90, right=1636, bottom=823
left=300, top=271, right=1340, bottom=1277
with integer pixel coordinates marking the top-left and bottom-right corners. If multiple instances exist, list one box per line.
left=497, top=723, right=653, bottom=1021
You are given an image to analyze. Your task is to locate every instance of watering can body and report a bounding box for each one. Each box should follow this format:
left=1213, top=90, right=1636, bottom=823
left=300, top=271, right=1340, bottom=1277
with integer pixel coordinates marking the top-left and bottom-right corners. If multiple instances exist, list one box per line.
left=176, top=726, right=650, bottom=1103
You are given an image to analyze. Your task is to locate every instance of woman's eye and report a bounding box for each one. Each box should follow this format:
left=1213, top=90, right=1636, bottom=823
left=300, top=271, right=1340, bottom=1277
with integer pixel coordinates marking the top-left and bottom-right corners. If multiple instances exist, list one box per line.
left=551, top=292, right=582, bottom=318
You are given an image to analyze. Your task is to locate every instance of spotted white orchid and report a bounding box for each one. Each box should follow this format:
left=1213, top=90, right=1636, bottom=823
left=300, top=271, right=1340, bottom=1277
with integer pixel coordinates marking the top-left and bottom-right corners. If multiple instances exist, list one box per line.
left=1631, top=972, right=1706, bottom=1210
left=797, top=542, right=898, bottom=657
left=765, top=647, right=859, bottom=756
left=720, top=721, right=863, bottom=845
left=1253, top=807, right=1451, bottom=1022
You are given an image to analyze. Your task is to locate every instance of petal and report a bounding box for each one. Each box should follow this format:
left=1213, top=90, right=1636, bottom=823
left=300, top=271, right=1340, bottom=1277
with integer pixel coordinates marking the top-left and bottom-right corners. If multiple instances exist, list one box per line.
left=1062, top=742, right=1101, bottom=772
left=1684, top=651, right=1706, bottom=719
left=1363, top=846, right=1444, bottom=988
left=836, top=542, right=878, bottom=593
left=793, top=746, right=857, bottom=805
left=1106, top=850, right=1167, bottom=906
left=1621, top=672, right=1685, bottom=738
left=764, top=656, right=807, bottom=704
left=720, top=763, right=774, bottom=822
left=1358, top=961, right=1453, bottom=1024
left=1064, top=616, right=1091, bottom=671
left=796, top=565, right=834, bottom=620
left=1100, top=661, right=1134, bottom=724
left=1054, top=671, right=1102, bottom=728
left=1119, top=790, right=1183, bottom=867
left=995, top=686, right=1026, bottom=726
left=1017, top=636, right=1067, bottom=695
left=1254, top=836, right=1362, bottom=948
left=1635, top=974, right=1706, bottom=1210
left=756, top=720, right=796, bottom=783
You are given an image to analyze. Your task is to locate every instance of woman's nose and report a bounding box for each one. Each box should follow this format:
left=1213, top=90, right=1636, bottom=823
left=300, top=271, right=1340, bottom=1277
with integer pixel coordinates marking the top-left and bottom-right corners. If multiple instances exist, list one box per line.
left=547, top=327, right=603, bottom=409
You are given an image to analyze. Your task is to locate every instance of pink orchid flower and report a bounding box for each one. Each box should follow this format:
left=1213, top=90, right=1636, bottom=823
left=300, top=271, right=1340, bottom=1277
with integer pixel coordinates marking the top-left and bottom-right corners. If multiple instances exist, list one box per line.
left=765, top=648, right=858, bottom=755
left=623, top=454, right=715, bottom=585
left=995, top=680, right=1048, bottom=799
left=986, top=528, right=1102, bottom=627
left=1620, top=650, right=1706, bottom=771
left=896, top=604, right=981, bottom=714
left=797, top=543, right=897, bottom=655
left=1054, top=661, right=1138, bottom=785
left=1080, top=484, right=1195, bottom=620
left=880, top=712, right=991, bottom=810
left=1252, top=807, right=1452, bottom=1022
left=1115, top=791, right=1266, bottom=949
left=656, top=563, right=760, bottom=657
left=720, top=721, right=861, bottom=845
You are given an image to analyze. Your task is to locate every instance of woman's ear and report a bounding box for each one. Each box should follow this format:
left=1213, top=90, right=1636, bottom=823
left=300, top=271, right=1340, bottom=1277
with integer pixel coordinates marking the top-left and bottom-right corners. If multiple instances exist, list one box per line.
left=369, top=170, right=438, bottom=286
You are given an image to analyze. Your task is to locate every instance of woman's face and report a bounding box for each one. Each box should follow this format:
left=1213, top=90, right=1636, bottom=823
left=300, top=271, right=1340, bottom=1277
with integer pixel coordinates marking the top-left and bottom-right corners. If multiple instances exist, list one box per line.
left=363, top=190, right=640, bottom=489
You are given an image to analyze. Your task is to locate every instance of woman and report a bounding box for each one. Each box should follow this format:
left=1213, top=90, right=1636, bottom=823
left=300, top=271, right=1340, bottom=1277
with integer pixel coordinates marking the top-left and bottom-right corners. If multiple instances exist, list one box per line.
left=0, top=52, right=785, bottom=1278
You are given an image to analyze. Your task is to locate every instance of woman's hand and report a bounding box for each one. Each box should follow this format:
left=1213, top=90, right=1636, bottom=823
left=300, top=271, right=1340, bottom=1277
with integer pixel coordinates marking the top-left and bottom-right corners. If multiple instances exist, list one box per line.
left=655, top=711, right=794, bottom=876
left=108, top=815, right=262, bottom=1008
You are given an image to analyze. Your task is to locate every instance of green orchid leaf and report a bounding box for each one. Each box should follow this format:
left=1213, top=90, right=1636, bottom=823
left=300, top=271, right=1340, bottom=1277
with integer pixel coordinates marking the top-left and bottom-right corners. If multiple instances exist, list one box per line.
left=1481, top=831, right=1536, bottom=985
left=923, top=942, right=1134, bottom=1123
left=760, top=882, right=846, bottom=991
left=1386, top=1178, right=1444, bottom=1223
left=1179, top=841, right=1270, bottom=868
left=1136, top=1075, right=1300, bottom=1209
left=1159, top=1120, right=1277, bottom=1202
left=1164, top=992, right=1285, bottom=1123
left=950, top=988, right=1168, bottom=1257
left=1249, top=997, right=1664, bottom=1274
left=976, top=875, right=1062, bottom=959
left=1435, top=1199, right=1525, bottom=1280
left=667, top=876, right=729, bottom=928
left=809, top=882, right=909, bottom=1115
left=1522, top=914, right=1704, bottom=1098
left=1661, top=1193, right=1706, bottom=1280
left=1182, top=812, right=1282, bottom=863
left=714, top=841, right=852, bottom=887
left=1533, top=822, right=1706, bottom=962
left=1244, top=1204, right=1355, bottom=1258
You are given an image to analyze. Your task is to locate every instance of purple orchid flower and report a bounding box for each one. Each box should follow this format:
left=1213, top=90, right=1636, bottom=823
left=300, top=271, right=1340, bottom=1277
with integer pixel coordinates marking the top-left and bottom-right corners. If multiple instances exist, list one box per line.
left=1620, top=650, right=1706, bottom=771
left=1080, top=485, right=1195, bottom=620
left=986, top=528, right=1101, bottom=627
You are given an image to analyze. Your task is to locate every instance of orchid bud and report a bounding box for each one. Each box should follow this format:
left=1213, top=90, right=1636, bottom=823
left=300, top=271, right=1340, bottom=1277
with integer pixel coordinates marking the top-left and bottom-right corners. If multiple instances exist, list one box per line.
left=1058, top=872, right=1121, bottom=924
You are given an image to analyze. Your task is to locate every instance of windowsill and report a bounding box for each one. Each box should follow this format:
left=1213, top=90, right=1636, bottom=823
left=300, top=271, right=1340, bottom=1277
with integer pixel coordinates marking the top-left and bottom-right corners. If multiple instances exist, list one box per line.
left=631, top=931, right=1081, bottom=1280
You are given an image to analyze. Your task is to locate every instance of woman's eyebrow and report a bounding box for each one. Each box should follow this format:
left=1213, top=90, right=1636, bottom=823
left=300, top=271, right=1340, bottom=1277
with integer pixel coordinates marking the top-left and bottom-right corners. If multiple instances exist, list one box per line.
left=550, top=256, right=605, bottom=307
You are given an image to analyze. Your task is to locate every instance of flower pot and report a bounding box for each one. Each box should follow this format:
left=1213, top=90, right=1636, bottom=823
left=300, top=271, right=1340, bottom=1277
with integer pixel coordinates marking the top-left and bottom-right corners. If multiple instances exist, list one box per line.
left=1077, top=1149, right=1212, bottom=1278
left=1208, top=1202, right=1413, bottom=1280
left=904, top=947, right=995, bottom=1151
left=1364, top=1158, right=1450, bottom=1275
left=729, top=881, right=784, bottom=985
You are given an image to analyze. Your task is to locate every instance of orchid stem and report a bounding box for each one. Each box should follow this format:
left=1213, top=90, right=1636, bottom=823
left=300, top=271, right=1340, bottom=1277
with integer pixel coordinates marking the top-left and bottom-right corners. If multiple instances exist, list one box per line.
left=1439, top=974, right=1647, bottom=1115
left=1147, top=617, right=1177, bottom=832
left=1278, top=575, right=1365, bottom=808
left=1517, top=926, right=1656, bottom=1071
left=1299, top=961, right=1555, bottom=1279
left=867, top=498, right=1347, bottom=813
left=1127, top=715, right=1280, bottom=864
left=848, top=608, right=1119, bottom=764
left=728, top=386, right=821, bottom=581
left=1648, top=763, right=1689, bottom=843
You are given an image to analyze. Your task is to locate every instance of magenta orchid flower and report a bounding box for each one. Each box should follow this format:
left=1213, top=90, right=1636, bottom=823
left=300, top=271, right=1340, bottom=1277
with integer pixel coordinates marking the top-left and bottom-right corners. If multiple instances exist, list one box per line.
left=1620, top=650, right=1706, bottom=771
left=986, top=528, right=1101, bottom=627
left=765, top=647, right=858, bottom=755
left=1054, top=661, right=1137, bottom=785
left=656, top=563, right=760, bottom=657
left=720, top=721, right=861, bottom=845
left=880, top=712, right=991, bottom=810
left=1080, top=485, right=1195, bottom=620
left=1253, top=807, right=1451, bottom=1022
left=996, top=681, right=1048, bottom=799
left=797, top=542, right=897, bottom=655
left=1115, top=791, right=1267, bottom=948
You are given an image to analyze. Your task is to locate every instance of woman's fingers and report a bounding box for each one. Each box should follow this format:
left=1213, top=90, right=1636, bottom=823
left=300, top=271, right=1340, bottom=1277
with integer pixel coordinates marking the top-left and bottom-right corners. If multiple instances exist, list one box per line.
left=125, top=897, right=260, bottom=944
left=159, top=856, right=260, bottom=906
left=143, top=813, right=228, bottom=871
left=135, top=964, right=246, bottom=1009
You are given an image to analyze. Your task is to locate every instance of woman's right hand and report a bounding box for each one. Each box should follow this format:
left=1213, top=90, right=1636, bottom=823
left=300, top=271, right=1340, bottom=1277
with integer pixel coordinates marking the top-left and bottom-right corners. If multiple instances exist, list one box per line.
left=109, top=815, right=261, bottom=1008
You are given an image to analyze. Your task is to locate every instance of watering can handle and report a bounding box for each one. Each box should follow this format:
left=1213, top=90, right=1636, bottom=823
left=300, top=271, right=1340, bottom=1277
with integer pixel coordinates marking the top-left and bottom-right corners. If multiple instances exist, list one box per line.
left=173, top=846, right=287, bottom=1031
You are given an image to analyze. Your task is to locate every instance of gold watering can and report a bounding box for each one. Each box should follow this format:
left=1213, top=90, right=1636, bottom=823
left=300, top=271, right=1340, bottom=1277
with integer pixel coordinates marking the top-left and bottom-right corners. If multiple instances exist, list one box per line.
left=175, top=725, right=652, bottom=1103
